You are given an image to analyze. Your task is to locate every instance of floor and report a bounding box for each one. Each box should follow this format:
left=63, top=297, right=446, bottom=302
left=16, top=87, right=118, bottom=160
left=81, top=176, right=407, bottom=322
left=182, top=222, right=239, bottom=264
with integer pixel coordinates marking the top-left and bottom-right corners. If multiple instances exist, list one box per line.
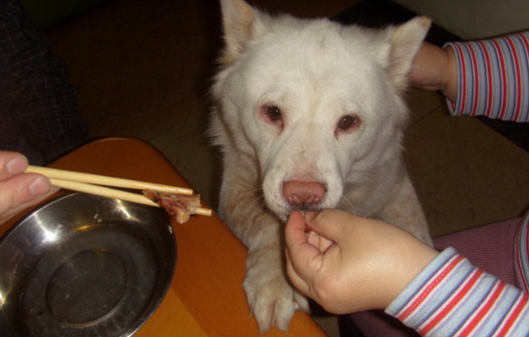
left=44, top=0, right=529, bottom=335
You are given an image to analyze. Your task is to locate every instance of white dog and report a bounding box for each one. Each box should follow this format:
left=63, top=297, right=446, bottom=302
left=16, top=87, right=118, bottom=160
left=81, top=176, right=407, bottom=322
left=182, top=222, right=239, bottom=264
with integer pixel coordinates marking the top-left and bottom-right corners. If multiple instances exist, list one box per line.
left=209, top=0, right=433, bottom=332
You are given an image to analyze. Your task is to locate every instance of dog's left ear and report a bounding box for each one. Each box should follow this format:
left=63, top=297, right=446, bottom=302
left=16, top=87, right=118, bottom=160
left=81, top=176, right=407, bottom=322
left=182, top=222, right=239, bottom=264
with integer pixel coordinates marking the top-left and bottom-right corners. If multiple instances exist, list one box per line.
left=382, top=16, right=431, bottom=91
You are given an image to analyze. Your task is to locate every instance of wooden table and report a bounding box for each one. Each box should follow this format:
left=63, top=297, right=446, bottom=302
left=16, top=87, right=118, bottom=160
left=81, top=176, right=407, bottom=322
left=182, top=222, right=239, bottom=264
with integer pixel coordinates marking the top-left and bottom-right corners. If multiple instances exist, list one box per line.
left=0, top=138, right=326, bottom=337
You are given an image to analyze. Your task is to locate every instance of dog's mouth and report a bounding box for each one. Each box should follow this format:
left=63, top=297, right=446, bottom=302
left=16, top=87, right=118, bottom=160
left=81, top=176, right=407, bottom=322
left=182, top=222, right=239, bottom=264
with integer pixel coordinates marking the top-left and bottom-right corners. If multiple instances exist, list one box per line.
left=273, top=202, right=327, bottom=223
left=287, top=203, right=322, bottom=213
left=263, top=178, right=338, bottom=221
left=274, top=197, right=328, bottom=222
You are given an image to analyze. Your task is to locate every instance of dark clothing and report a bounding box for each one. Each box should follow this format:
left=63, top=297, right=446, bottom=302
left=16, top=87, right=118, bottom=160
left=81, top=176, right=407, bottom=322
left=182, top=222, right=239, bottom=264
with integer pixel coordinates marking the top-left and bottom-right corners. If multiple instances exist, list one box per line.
left=0, top=0, right=87, bottom=165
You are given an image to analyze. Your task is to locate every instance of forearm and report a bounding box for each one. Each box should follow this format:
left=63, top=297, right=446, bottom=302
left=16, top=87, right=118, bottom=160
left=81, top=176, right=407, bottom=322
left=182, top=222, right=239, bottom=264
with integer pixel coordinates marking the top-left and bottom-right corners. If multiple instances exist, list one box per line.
left=411, top=42, right=457, bottom=102
left=387, top=247, right=529, bottom=336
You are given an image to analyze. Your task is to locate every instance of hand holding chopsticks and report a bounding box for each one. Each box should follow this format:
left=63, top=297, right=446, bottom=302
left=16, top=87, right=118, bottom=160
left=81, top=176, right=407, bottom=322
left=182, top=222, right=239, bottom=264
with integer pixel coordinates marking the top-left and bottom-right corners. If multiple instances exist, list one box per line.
left=26, top=165, right=212, bottom=219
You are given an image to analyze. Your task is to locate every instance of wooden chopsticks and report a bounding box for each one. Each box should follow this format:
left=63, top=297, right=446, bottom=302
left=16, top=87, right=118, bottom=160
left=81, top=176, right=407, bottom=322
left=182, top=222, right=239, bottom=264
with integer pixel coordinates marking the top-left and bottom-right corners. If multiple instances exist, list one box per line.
left=26, top=166, right=194, bottom=195
left=26, top=165, right=212, bottom=217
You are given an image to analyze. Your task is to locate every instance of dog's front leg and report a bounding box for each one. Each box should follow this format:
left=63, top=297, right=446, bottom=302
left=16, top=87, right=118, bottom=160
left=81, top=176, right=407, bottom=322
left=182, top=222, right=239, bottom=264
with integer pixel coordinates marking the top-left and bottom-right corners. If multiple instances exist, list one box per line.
left=244, top=226, right=310, bottom=333
left=219, top=178, right=309, bottom=333
left=380, top=174, right=434, bottom=247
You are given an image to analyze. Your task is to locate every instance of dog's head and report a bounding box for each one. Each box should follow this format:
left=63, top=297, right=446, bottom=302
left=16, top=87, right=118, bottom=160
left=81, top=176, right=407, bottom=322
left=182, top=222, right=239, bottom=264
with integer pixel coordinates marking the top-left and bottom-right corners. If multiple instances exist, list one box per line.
left=212, top=0, right=430, bottom=220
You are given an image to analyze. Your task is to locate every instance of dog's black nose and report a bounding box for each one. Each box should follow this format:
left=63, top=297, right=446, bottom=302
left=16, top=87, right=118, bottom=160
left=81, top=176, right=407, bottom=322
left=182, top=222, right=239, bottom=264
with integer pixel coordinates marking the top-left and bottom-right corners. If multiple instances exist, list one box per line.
left=283, top=181, right=326, bottom=206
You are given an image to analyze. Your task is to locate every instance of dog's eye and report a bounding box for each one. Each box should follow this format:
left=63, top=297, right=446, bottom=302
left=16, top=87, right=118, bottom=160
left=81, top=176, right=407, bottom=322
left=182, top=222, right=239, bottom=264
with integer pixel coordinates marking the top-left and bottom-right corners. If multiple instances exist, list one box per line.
left=337, top=115, right=360, bottom=131
left=264, top=106, right=282, bottom=121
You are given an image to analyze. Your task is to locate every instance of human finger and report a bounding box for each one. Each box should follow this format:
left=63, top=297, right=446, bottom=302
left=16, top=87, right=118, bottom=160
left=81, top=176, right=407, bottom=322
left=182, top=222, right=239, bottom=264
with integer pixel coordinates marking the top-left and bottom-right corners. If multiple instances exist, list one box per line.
left=285, top=211, right=324, bottom=279
left=303, top=209, right=358, bottom=242
left=285, top=211, right=308, bottom=242
left=0, top=152, right=28, bottom=181
left=285, top=254, right=310, bottom=297
left=0, top=174, right=57, bottom=224
left=306, top=230, right=334, bottom=252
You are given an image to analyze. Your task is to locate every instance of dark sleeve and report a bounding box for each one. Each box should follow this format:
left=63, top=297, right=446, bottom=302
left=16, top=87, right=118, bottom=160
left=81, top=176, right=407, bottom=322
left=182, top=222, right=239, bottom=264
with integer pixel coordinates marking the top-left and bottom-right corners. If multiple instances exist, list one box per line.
left=0, top=0, right=87, bottom=164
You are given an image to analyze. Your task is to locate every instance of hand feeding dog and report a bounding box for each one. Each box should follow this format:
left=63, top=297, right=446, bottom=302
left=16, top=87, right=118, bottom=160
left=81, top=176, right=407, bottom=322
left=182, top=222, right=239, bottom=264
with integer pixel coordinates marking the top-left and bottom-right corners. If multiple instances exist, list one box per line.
left=210, top=0, right=433, bottom=332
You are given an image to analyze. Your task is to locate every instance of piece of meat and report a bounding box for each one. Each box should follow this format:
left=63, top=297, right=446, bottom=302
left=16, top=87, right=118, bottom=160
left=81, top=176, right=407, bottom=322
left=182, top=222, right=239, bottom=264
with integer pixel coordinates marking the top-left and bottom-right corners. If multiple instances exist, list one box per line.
left=143, top=190, right=202, bottom=224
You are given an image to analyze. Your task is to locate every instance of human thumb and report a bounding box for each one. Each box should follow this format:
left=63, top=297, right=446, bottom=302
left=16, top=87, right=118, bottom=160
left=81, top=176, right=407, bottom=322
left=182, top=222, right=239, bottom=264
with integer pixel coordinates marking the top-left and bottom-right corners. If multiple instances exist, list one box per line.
left=303, top=209, right=355, bottom=242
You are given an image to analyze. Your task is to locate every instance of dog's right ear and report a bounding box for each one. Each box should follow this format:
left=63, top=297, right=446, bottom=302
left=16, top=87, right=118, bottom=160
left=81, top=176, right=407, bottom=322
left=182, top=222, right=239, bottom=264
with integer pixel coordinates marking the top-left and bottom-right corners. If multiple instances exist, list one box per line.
left=219, top=0, right=262, bottom=65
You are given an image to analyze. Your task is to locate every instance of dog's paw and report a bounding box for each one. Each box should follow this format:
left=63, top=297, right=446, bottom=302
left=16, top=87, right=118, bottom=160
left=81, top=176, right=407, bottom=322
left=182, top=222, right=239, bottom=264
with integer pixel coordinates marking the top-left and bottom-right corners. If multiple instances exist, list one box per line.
left=243, top=270, right=309, bottom=333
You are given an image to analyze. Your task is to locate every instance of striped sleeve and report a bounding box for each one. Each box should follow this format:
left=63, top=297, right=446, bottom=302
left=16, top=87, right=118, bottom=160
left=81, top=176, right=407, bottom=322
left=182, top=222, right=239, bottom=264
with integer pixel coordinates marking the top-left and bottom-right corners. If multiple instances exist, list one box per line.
left=445, top=31, right=529, bottom=122
left=386, top=247, right=529, bottom=336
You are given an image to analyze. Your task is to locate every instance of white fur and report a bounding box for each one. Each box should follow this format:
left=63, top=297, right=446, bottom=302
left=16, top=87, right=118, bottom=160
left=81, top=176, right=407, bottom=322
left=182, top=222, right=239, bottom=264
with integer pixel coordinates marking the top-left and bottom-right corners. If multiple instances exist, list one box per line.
left=210, top=0, right=433, bottom=332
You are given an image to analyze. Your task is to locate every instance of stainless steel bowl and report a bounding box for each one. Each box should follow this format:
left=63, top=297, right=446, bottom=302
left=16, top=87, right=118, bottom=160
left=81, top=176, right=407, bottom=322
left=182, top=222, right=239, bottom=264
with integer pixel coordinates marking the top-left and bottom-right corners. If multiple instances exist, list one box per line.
left=0, top=193, right=176, bottom=337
